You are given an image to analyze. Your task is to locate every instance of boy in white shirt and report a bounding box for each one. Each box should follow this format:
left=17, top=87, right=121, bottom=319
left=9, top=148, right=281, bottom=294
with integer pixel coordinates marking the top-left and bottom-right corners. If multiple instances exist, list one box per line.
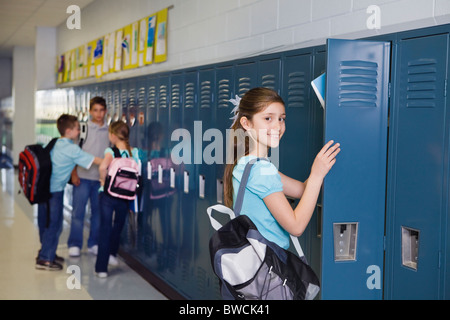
left=67, top=97, right=110, bottom=257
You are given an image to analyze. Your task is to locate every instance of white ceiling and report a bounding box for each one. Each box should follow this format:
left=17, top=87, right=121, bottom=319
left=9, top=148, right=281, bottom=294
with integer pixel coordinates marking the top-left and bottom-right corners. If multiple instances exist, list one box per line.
left=0, top=0, right=95, bottom=58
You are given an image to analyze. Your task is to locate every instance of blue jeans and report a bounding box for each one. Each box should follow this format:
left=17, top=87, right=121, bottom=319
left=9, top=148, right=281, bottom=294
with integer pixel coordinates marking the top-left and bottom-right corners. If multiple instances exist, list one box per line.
left=38, top=191, right=64, bottom=262
left=67, top=179, right=101, bottom=249
left=95, top=192, right=129, bottom=273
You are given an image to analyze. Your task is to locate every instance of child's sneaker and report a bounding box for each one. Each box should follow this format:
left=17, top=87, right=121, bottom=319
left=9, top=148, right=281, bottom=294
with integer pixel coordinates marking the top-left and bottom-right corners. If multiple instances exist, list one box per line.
left=95, top=272, right=108, bottom=278
left=35, top=259, right=63, bottom=271
left=68, top=246, right=81, bottom=257
left=108, top=255, right=119, bottom=266
left=87, top=245, right=98, bottom=255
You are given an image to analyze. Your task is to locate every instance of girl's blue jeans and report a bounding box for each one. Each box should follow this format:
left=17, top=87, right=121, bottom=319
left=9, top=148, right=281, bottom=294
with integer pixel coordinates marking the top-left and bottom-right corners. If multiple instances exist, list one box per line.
left=95, top=192, right=129, bottom=273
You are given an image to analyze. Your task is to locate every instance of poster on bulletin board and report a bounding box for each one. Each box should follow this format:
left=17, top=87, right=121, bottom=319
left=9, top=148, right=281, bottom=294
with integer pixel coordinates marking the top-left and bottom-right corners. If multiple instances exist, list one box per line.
left=122, top=24, right=132, bottom=70
left=114, top=29, right=123, bottom=72
left=154, top=8, right=168, bottom=63
left=94, top=37, right=104, bottom=78
left=57, top=7, right=170, bottom=83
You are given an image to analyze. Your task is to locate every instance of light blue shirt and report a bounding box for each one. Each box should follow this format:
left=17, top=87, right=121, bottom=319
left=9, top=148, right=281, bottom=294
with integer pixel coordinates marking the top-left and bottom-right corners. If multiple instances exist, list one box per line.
left=49, top=138, right=95, bottom=192
left=232, top=155, right=289, bottom=249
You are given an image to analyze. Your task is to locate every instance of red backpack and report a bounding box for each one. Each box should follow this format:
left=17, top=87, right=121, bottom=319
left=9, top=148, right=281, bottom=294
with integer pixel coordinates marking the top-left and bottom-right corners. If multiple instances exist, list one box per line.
left=18, top=138, right=58, bottom=205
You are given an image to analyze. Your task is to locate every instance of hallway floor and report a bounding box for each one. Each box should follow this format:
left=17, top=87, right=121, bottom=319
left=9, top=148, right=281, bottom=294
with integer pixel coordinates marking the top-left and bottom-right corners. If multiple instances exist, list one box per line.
left=0, top=168, right=167, bottom=300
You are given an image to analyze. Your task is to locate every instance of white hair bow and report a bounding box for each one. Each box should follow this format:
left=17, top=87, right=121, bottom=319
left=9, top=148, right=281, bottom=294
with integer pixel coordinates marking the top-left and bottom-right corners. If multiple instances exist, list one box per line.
left=229, top=95, right=241, bottom=128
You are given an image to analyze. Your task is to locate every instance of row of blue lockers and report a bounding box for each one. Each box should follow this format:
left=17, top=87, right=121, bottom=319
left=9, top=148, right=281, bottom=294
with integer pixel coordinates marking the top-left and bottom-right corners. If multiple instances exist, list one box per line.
left=46, top=23, right=449, bottom=299
left=64, top=45, right=326, bottom=300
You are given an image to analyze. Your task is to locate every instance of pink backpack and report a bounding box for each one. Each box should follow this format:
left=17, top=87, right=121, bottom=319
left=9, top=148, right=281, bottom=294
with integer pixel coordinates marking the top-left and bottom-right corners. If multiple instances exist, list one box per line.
left=105, top=147, right=140, bottom=200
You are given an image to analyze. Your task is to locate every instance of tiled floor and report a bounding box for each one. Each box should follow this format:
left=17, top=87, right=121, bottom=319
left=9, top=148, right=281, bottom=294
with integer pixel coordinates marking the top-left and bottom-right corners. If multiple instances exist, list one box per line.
left=0, top=168, right=167, bottom=300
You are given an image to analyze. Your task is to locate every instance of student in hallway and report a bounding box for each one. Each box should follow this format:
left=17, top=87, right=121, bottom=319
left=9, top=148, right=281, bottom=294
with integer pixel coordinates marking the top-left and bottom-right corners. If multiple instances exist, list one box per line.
left=95, top=121, right=141, bottom=278
left=67, top=97, right=110, bottom=257
left=36, top=114, right=102, bottom=271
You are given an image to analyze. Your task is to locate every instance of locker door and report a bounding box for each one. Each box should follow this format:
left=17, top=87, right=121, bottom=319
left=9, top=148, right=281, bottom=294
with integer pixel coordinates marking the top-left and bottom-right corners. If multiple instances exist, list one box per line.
left=258, top=56, right=281, bottom=94
left=112, top=82, right=121, bottom=122
left=280, top=50, right=314, bottom=263
left=194, top=67, right=220, bottom=299
left=179, top=70, right=198, bottom=297
left=128, top=79, right=138, bottom=147
left=155, top=74, right=173, bottom=282
left=136, top=78, right=147, bottom=150
left=215, top=64, right=234, bottom=195
left=104, top=83, right=113, bottom=125
left=235, top=60, right=257, bottom=98
left=140, top=76, right=158, bottom=265
left=280, top=51, right=313, bottom=181
left=322, top=39, right=390, bottom=299
left=120, top=80, right=128, bottom=123
left=386, top=33, right=449, bottom=299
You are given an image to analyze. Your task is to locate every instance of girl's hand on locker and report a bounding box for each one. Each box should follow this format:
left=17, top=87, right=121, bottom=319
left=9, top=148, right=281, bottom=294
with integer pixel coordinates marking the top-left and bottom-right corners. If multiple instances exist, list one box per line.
left=309, top=140, right=340, bottom=181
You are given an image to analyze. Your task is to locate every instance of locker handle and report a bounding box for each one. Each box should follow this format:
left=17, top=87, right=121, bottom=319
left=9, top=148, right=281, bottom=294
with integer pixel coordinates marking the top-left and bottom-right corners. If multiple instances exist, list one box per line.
left=184, top=171, right=189, bottom=194
left=199, top=175, right=205, bottom=199
left=170, top=168, right=175, bottom=188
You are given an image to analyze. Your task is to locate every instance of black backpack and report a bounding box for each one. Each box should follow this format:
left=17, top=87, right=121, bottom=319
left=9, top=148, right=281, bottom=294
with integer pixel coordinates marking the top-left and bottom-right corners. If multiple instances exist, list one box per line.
left=207, top=158, right=320, bottom=300
left=18, top=138, right=58, bottom=205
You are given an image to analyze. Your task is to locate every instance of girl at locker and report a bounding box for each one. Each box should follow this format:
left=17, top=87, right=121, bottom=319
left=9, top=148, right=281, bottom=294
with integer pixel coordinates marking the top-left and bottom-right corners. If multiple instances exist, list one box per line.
left=223, top=87, right=340, bottom=250
left=95, top=121, right=140, bottom=278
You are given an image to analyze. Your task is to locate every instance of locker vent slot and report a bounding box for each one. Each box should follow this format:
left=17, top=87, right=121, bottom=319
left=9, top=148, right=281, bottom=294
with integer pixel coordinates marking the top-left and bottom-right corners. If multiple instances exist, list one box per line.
left=339, top=60, right=378, bottom=107
left=128, top=88, right=136, bottom=107
left=171, top=83, right=181, bottom=108
left=148, top=85, right=156, bottom=108
left=200, top=80, right=212, bottom=108
left=113, top=89, right=120, bottom=121
left=218, top=79, right=231, bottom=108
left=159, top=84, right=168, bottom=108
left=238, top=77, right=251, bottom=97
left=128, top=88, right=136, bottom=126
left=406, top=58, right=437, bottom=108
left=185, top=82, right=195, bottom=108
left=121, top=88, right=128, bottom=108
left=287, top=71, right=305, bottom=108
left=261, top=74, right=276, bottom=90
left=137, top=87, right=146, bottom=107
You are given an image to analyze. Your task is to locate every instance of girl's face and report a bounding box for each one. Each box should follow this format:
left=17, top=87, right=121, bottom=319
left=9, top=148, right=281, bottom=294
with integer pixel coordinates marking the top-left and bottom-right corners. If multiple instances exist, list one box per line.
left=242, top=102, right=286, bottom=150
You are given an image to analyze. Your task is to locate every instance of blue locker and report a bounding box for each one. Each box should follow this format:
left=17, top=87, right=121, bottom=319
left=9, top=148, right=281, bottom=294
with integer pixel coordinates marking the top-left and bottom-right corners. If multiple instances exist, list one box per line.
left=137, top=75, right=158, bottom=269
left=120, top=80, right=128, bottom=123
left=214, top=63, right=234, bottom=194
left=322, top=39, right=390, bottom=299
left=258, top=55, right=281, bottom=94
left=127, top=78, right=138, bottom=147
left=104, top=82, right=113, bottom=125
left=167, top=71, right=188, bottom=294
left=309, top=46, right=327, bottom=284
left=194, top=67, right=221, bottom=299
left=385, top=32, right=449, bottom=299
left=136, top=77, right=147, bottom=150
left=176, top=70, right=198, bottom=297
left=235, top=60, right=257, bottom=98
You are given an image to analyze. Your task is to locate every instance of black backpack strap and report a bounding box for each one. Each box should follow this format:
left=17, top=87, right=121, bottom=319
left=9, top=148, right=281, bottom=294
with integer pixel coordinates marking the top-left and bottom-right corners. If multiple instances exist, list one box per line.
left=45, top=138, right=58, bottom=152
left=233, top=157, right=270, bottom=216
left=111, top=146, right=122, bottom=158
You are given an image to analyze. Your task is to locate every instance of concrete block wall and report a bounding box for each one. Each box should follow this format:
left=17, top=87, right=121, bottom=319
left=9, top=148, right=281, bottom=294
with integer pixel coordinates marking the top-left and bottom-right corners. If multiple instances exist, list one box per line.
left=56, top=0, right=450, bottom=86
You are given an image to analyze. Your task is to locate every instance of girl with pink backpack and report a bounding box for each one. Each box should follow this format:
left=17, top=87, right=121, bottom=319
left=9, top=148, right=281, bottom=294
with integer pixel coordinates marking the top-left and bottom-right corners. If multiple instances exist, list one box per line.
left=95, top=121, right=141, bottom=278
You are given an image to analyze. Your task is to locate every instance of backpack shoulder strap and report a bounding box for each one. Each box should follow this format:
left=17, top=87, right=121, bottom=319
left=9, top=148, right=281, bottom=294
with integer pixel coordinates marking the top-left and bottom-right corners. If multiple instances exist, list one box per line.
left=234, top=157, right=269, bottom=216
left=111, top=146, right=122, bottom=158
left=45, top=138, right=58, bottom=152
